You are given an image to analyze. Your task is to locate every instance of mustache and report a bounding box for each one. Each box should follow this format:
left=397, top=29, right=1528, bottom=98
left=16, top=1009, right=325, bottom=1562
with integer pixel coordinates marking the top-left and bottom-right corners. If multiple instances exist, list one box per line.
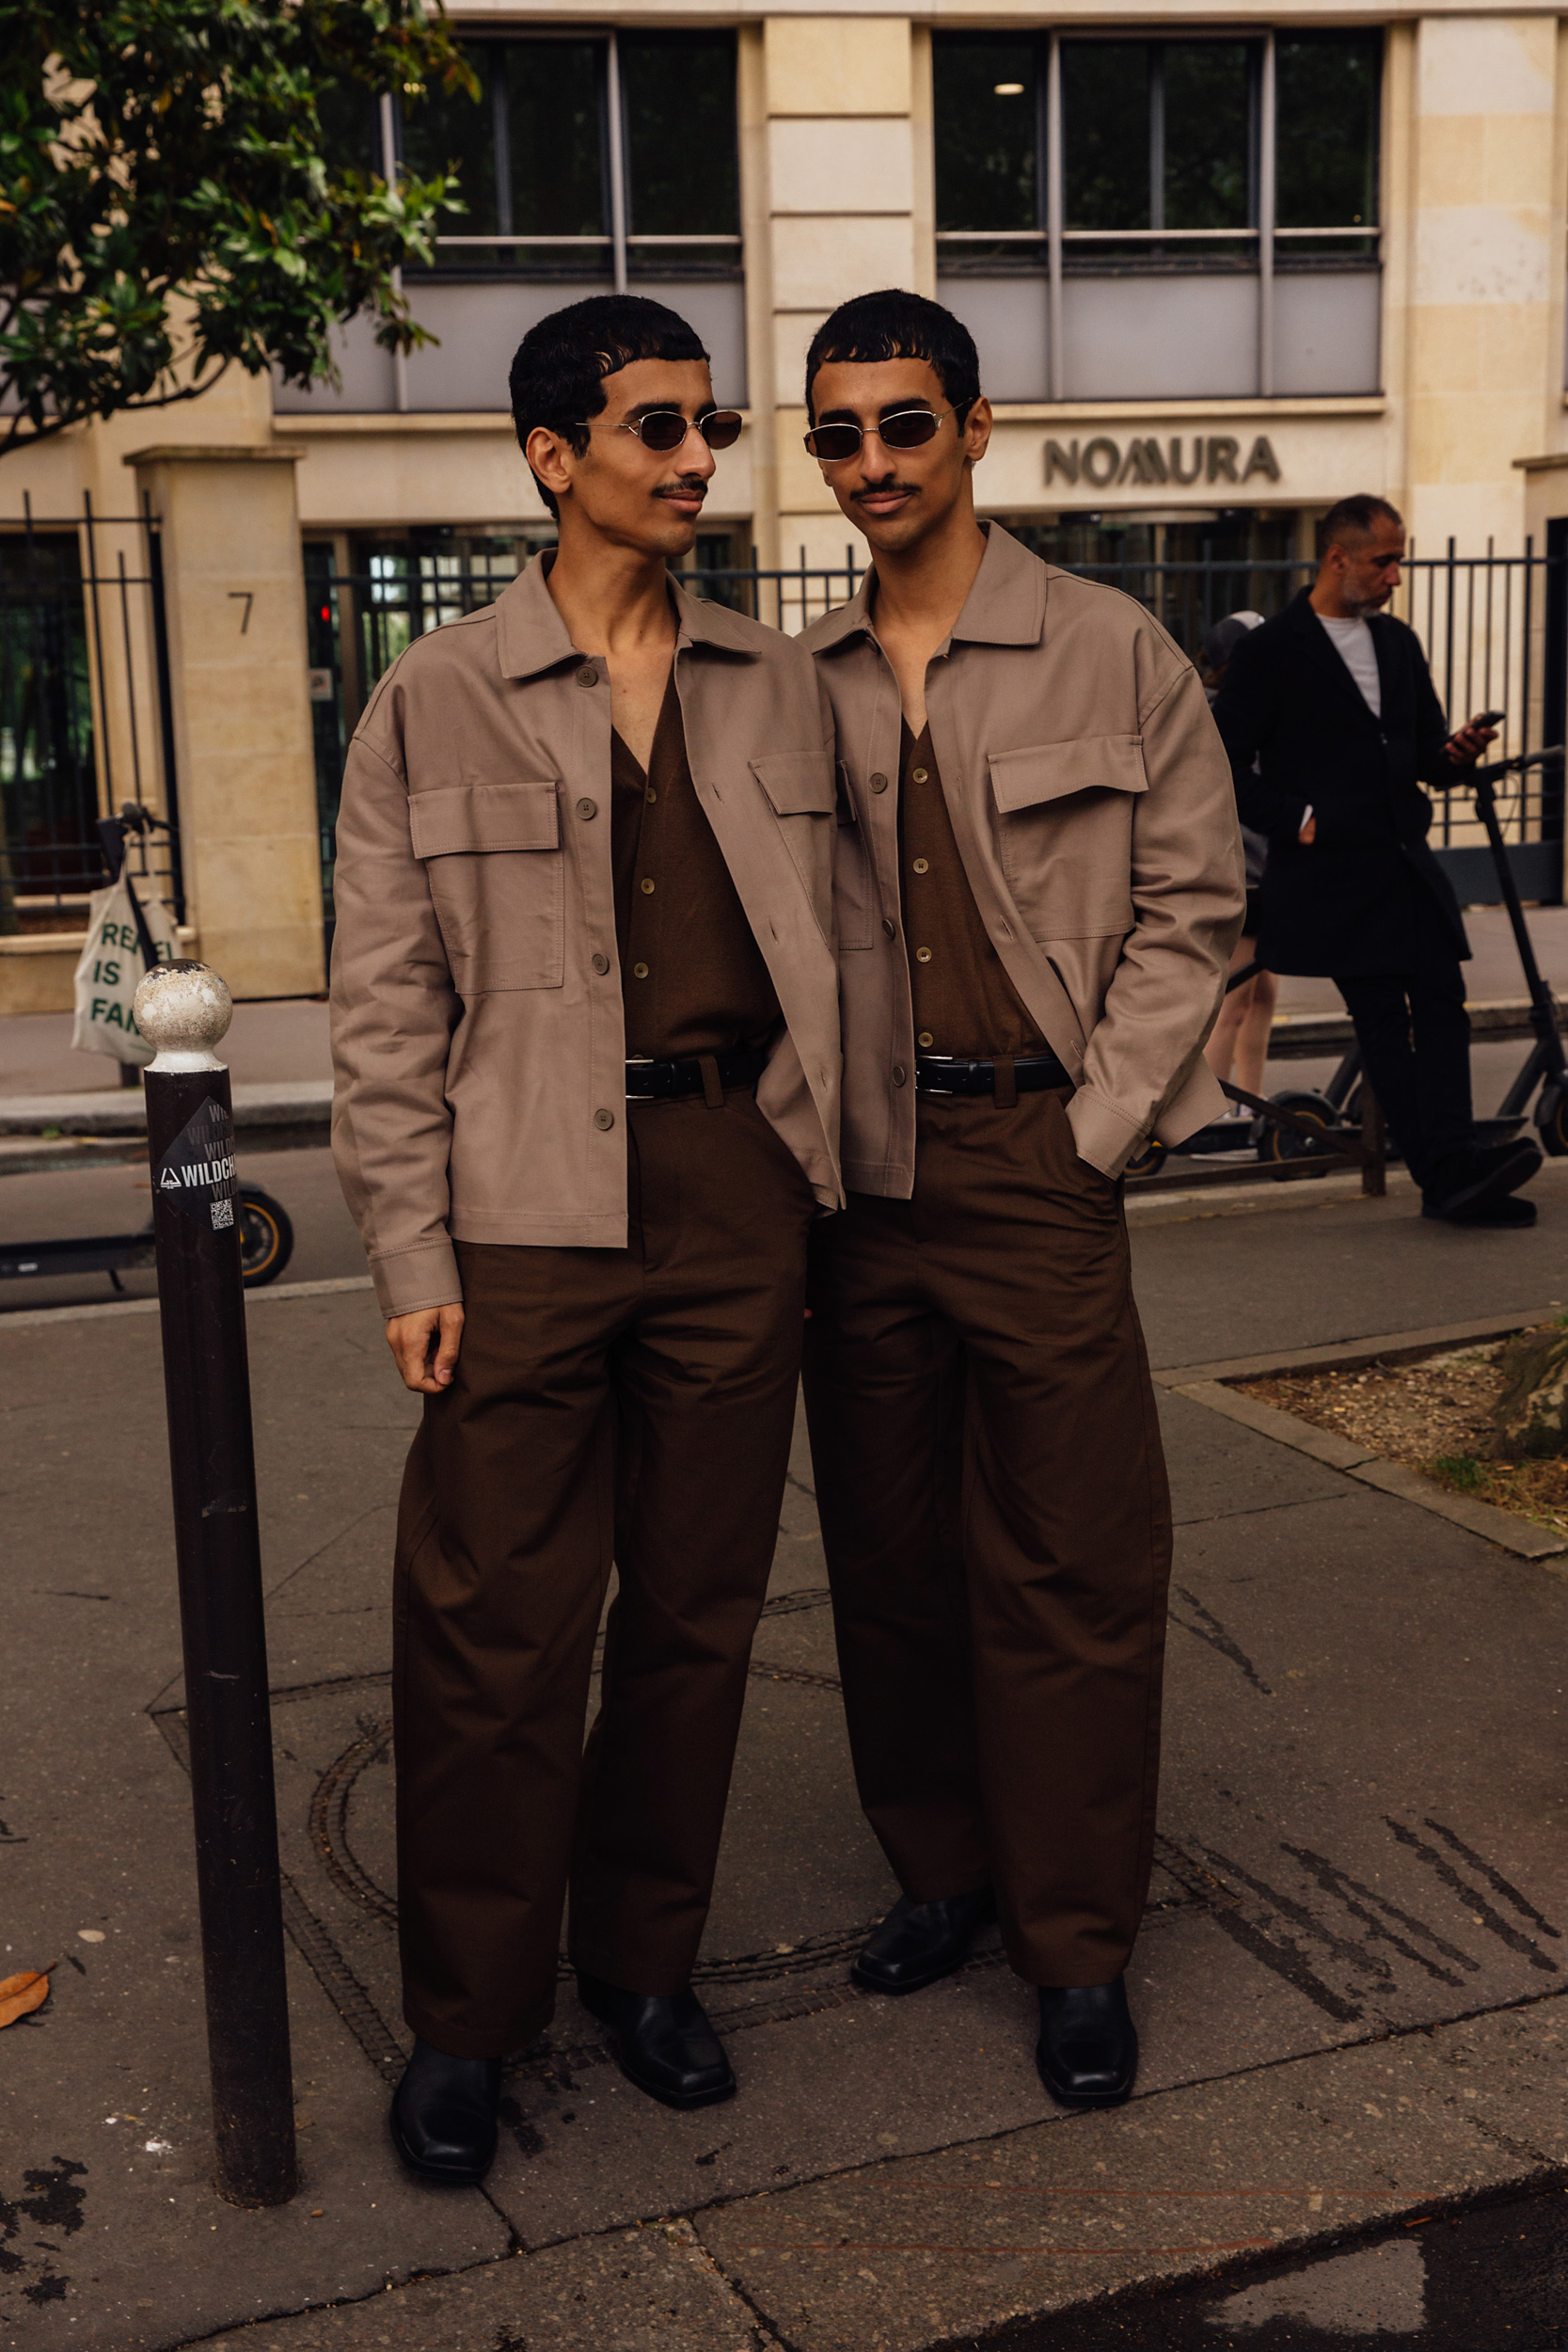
left=850, top=479, right=919, bottom=500
left=655, top=475, right=708, bottom=500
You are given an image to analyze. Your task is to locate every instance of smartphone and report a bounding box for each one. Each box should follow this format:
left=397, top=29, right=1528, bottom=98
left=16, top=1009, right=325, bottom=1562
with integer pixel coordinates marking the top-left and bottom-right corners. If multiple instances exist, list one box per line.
left=1474, top=709, right=1506, bottom=727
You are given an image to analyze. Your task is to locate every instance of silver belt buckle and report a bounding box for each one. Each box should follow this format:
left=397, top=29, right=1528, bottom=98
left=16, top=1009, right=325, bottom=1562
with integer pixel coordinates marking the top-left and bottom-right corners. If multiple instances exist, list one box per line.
left=625, top=1056, right=654, bottom=1101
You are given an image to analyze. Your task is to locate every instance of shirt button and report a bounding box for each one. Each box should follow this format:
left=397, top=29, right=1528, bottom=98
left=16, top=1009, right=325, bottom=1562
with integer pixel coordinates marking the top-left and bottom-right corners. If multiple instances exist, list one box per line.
left=915, top=946, right=932, bottom=963
left=880, top=916, right=896, bottom=939
left=645, top=786, right=657, bottom=804
left=633, top=961, right=650, bottom=978
left=576, top=797, right=597, bottom=820
left=593, top=1107, right=615, bottom=1131
left=892, top=1064, right=907, bottom=1087
left=576, top=664, right=598, bottom=689
left=917, top=1030, right=934, bottom=1048
left=869, top=771, right=889, bottom=793
left=911, top=766, right=928, bottom=784
left=640, top=877, right=656, bottom=895
left=911, top=857, right=929, bottom=875
left=591, top=951, right=610, bottom=976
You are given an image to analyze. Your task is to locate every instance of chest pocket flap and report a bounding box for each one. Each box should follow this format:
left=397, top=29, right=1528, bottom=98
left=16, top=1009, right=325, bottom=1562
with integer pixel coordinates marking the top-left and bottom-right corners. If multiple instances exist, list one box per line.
left=750, top=753, right=838, bottom=816
left=989, top=736, right=1147, bottom=814
left=409, top=780, right=560, bottom=858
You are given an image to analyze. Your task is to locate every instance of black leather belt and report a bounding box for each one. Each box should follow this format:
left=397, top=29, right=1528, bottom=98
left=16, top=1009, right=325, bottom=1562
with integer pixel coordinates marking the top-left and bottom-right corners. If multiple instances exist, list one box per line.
left=915, top=1051, right=1072, bottom=1098
left=626, top=1050, right=768, bottom=1101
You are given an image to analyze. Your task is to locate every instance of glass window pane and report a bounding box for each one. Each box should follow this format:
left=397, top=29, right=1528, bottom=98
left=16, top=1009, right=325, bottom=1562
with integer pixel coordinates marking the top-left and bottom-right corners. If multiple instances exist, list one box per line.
left=317, top=82, right=381, bottom=181
left=400, top=40, right=496, bottom=233
left=1276, top=33, right=1381, bottom=229
left=505, top=40, right=606, bottom=237
left=621, top=34, right=738, bottom=236
left=934, top=38, right=1038, bottom=232
left=1063, top=43, right=1149, bottom=232
left=1164, top=43, right=1253, bottom=230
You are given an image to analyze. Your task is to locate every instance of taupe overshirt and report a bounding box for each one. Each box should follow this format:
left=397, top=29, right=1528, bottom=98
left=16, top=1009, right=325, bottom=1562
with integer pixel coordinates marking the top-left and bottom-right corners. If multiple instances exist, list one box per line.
left=331, top=558, right=843, bottom=1317
left=802, top=522, right=1243, bottom=1192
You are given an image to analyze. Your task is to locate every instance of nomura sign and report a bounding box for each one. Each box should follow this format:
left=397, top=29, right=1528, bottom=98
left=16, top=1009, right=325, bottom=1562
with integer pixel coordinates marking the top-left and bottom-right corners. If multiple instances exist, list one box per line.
left=1044, top=434, right=1282, bottom=490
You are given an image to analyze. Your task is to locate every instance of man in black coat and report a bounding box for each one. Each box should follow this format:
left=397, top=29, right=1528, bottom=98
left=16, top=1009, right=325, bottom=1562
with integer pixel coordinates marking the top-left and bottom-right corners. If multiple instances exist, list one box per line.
left=1212, top=494, right=1542, bottom=1226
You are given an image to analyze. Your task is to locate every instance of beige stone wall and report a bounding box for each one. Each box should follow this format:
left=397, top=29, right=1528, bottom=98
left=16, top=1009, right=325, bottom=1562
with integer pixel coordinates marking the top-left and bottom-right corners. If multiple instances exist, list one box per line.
left=127, top=447, right=324, bottom=1002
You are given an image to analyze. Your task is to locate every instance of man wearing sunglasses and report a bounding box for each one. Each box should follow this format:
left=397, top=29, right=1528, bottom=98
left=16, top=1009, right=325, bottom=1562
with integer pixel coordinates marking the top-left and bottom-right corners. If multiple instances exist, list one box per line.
left=799, top=289, right=1243, bottom=2110
left=331, top=293, right=841, bottom=2181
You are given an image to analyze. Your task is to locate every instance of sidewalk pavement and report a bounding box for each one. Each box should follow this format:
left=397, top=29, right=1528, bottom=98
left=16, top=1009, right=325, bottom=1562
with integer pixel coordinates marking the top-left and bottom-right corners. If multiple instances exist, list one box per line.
left=3, top=1165, right=1566, bottom=2352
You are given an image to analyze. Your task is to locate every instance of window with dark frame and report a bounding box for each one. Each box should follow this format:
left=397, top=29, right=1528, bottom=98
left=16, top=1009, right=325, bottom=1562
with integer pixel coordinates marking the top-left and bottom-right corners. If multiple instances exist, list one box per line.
left=935, top=28, right=1380, bottom=270
left=395, top=32, right=741, bottom=282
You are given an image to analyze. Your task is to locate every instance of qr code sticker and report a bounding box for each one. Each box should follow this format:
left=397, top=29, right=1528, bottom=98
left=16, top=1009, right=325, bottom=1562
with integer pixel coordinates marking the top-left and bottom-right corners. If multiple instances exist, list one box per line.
left=211, top=1198, right=234, bottom=1231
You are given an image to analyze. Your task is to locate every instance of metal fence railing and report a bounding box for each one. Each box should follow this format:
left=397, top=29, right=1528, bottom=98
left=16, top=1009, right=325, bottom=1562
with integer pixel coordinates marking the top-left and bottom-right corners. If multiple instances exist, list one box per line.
left=304, top=534, right=1567, bottom=915
left=0, top=494, right=182, bottom=935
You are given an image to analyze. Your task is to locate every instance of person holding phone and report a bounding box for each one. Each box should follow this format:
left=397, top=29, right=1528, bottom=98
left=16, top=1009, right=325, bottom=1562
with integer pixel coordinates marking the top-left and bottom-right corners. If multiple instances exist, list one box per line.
left=1212, top=494, right=1540, bottom=1225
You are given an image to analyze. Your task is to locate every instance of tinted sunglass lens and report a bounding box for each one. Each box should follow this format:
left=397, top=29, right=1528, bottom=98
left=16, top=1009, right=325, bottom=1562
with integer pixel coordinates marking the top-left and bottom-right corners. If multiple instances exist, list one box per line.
left=807, top=426, right=861, bottom=462
left=702, top=410, right=743, bottom=451
left=639, top=412, right=689, bottom=452
left=879, top=411, right=940, bottom=451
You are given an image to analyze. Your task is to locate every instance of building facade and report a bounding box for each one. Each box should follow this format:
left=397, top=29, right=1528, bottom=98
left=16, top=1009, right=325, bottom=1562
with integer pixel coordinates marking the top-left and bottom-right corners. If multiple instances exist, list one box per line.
left=6, top=3, right=1568, bottom=1009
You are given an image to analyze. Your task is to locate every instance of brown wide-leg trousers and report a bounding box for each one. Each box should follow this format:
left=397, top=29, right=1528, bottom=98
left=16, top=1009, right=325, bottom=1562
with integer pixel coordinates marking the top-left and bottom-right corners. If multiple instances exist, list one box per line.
left=801, top=1088, right=1171, bottom=1989
left=394, top=1089, right=816, bottom=2058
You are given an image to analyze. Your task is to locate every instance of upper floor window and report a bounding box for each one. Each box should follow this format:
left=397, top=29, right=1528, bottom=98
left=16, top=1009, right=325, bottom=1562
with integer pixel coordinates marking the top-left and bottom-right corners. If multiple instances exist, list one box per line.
left=935, top=29, right=1379, bottom=266
left=399, top=32, right=741, bottom=281
left=933, top=28, right=1381, bottom=401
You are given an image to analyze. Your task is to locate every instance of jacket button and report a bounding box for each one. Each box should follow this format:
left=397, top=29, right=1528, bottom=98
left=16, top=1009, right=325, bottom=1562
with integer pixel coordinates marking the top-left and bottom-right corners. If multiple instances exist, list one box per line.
left=576, top=797, right=598, bottom=820
left=869, top=771, right=889, bottom=793
left=880, top=916, right=896, bottom=939
left=591, top=951, right=610, bottom=976
left=593, top=1107, right=615, bottom=1131
left=576, top=664, right=598, bottom=688
left=892, top=1064, right=907, bottom=1087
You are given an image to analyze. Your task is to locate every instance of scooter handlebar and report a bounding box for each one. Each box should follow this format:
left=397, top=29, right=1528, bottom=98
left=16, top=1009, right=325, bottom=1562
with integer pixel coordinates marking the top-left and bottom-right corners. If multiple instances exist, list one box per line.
left=1468, top=746, right=1564, bottom=786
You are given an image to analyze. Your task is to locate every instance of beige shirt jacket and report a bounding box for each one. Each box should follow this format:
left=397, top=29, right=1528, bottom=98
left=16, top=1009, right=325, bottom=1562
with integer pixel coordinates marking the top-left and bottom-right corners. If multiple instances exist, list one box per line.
left=330, top=558, right=844, bottom=1319
left=802, top=522, right=1245, bottom=1194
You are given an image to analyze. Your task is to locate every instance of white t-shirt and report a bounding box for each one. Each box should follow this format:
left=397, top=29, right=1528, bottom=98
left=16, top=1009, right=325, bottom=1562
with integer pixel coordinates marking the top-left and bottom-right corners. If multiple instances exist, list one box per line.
left=1319, top=613, right=1382, bottom=719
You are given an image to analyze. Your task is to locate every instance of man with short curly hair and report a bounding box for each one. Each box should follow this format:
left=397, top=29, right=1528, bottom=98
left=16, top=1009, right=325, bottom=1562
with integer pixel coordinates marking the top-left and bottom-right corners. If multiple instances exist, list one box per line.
left=799, top=289, right=1243, bottom=2109
left=332, top=293, right=842, bottom=2180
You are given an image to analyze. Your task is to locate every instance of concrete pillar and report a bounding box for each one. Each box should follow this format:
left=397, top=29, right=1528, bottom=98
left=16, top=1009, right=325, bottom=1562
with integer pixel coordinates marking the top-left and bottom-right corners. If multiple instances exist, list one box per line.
left=760, top=16, right=919, bottom=586
left=1402, top=16, right=1559, bottom=553
left=125, top=445, right=325, bottom=998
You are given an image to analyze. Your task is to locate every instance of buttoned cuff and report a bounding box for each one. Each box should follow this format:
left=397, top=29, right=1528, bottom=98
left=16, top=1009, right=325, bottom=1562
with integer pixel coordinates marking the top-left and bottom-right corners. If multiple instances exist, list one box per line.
left=369, top=1238, right=464, bottom=1320
left=1066, top=1088, right=1147, bottom=1179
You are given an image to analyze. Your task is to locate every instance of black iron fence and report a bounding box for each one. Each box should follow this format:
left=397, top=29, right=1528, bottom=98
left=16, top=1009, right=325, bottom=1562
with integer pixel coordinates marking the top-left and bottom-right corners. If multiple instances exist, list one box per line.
left=0, top=495, right=182, bottom=935
left=301, top=533, right=1567, bottom=918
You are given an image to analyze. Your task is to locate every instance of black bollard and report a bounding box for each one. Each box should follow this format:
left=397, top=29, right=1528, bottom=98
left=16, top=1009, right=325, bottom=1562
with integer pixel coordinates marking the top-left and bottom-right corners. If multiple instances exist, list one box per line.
left=135, top=960, right=296, bottom=2208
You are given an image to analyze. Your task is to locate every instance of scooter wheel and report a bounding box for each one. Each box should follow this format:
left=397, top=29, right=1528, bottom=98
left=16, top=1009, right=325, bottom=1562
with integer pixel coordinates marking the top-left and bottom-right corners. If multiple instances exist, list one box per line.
left=1539, top=1084, right=1568, bottom=1159
left=238, top=1184, right=294, bottom=1287
left=1256, top=1090, right=1338, bottom=1178
left=1123, top=1137, right=1168, bottom=1180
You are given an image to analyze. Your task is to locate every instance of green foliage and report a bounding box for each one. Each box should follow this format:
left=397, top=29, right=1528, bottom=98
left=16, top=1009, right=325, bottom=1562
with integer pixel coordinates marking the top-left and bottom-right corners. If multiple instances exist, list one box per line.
left=1428, top=1454, right=1484, bottom=1492
left=0, top=0, right=479, bottom=453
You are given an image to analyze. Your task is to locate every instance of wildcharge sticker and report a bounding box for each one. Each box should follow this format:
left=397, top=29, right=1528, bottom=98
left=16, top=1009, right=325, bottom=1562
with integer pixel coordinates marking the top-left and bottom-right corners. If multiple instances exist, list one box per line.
left=158, top=1096, right=240, bottom=1231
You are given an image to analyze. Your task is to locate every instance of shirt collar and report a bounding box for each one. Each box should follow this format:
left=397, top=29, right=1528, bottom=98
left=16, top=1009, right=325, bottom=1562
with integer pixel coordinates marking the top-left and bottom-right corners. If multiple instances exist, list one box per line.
left=806, top=520, right=1048, bottom=655
left=497, top=548, right=761, bottom=680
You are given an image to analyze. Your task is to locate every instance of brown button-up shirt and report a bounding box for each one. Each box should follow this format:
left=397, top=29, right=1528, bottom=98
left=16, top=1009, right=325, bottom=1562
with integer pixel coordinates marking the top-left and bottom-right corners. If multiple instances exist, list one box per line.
left=899, top=720, right=1041, bottom=1058
left=612, top=675, right=781, bottom=1058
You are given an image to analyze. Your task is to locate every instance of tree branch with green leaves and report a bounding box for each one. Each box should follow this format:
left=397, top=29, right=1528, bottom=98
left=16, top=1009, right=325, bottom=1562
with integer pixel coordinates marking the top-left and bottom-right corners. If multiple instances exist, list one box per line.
left=0, top=0, right=477, bottom=455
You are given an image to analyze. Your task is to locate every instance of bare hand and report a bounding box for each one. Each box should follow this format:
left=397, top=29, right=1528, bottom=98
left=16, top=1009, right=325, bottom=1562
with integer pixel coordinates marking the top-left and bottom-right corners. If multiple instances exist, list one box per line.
left=1445, top=715, right=1499, bottom=767
left=1298, top=813, right=1317, bottom=845
left=387, top=1304, right=465, bottom=1394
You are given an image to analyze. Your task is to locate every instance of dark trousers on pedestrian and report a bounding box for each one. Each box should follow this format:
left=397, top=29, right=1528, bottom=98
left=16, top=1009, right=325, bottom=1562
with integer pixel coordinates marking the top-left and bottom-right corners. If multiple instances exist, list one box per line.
left=1336, top=957, right=1472, bottom=1189
left=393, top=1090, right=816, bottom=2058
left=801, top=1088, right=1172, bottom=1990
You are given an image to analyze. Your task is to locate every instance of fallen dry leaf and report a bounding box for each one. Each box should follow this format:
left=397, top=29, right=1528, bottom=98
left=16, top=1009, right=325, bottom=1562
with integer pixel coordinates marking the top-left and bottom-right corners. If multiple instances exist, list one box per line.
left=0, top=1966, right=54, bottom=2029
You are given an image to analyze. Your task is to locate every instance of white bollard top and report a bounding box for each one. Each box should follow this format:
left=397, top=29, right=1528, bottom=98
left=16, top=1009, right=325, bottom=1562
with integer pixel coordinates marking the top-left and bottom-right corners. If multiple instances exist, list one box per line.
left=134, top=960, right=233, bottom=1073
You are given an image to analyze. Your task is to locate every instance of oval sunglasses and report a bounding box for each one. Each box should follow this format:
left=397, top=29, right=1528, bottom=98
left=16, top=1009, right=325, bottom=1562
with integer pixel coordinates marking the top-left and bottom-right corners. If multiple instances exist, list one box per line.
left=804, top=406, right=954, bottom=463
left=573, top=407, right=743, bottom=453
